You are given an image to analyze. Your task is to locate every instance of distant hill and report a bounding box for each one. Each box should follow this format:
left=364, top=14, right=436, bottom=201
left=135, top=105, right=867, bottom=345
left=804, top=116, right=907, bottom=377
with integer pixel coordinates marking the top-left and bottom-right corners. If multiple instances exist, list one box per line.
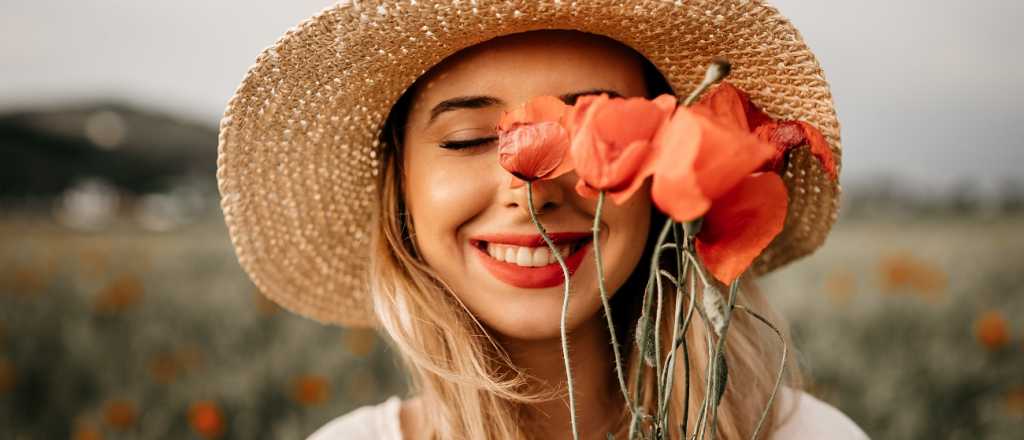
left=0, top=103, right=217, bottom=198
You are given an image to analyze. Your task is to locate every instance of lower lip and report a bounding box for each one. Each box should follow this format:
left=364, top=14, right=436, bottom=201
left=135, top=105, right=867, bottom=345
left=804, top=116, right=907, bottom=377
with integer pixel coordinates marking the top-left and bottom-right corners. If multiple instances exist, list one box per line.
left=473, top=242, right=591, bottom=289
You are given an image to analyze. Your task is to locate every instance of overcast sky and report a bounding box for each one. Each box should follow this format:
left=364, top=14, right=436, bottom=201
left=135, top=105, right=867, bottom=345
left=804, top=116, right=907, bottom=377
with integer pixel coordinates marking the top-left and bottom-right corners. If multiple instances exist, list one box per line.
left=2, top=1, right=1021, bottom=193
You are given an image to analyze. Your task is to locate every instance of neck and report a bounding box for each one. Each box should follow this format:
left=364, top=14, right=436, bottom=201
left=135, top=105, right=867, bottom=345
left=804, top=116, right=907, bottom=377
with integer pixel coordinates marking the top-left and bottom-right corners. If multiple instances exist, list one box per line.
left=499, top=315, right=623, bottom=440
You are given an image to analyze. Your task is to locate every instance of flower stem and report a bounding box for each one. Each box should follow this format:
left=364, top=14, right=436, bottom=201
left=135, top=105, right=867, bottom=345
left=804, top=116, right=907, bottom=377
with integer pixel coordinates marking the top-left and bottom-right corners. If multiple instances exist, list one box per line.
left=653, top=239, right=667, bottom=433
left=593, top=191, right=632, bottom=412
left=526, top=182, right=579, bottom=440
left=683, top=59, right=732, bottom=106
left=707, top=279, right=740, bottom=440
left=680, top=264, right=698, bottom=439
left=658, top=249, right=691, bottom=431
left=629, top=218, right=674, bottom=439
left=686, top=281, right=716, bottom=440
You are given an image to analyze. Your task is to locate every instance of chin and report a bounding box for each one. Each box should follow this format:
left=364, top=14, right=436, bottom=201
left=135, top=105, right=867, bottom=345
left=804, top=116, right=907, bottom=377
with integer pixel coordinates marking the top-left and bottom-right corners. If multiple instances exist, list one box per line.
left=469, top=281, right=605, bottom=341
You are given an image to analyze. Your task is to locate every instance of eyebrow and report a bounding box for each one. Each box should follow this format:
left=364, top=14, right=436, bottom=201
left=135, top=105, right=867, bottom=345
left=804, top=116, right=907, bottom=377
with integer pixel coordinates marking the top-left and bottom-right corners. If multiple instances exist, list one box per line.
left=426, top=88, right=624, bottom=126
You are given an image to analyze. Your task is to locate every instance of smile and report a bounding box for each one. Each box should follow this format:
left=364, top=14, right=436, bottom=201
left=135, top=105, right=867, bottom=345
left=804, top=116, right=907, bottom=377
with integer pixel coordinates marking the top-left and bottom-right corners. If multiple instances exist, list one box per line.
left=470, top=232, right=593, bottom=289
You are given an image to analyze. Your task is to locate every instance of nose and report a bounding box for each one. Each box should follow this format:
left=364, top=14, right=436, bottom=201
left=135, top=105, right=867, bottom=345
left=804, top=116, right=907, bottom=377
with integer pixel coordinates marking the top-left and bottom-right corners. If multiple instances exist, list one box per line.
left=505, top=177, right=567, bottom=218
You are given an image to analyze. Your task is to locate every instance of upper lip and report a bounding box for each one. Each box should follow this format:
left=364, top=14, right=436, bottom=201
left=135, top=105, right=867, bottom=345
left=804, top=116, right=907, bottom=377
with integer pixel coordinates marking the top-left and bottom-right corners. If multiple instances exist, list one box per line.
left=469, top=231, right=592, bottom=247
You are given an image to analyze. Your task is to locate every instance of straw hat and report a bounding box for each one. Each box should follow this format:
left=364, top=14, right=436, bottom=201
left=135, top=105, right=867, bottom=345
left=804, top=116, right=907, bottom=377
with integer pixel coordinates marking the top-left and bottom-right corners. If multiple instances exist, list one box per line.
left=217, top=0, right=842, bottom=327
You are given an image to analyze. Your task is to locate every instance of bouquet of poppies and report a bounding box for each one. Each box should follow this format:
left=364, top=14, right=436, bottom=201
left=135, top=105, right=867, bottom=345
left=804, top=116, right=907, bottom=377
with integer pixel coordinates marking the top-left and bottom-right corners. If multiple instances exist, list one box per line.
left=496, top=60, right=837, bottom=440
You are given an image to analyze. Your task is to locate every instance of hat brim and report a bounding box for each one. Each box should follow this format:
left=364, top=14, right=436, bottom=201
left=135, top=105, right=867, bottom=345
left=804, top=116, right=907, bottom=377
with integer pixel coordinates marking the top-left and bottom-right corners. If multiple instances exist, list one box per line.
left=217, top=0, right=841, bottom=327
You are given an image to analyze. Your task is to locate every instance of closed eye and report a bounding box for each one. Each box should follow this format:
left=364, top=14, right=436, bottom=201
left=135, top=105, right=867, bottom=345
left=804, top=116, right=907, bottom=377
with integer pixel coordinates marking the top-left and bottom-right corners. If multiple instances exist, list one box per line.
left=439, top=136, right=498, bottom=150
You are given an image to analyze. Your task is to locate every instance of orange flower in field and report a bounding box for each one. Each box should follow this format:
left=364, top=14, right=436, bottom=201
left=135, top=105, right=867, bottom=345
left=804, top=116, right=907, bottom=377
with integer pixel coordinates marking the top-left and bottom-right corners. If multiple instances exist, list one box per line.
left=693, top=82, right=837, bottom=180
left=292, top=374, right=331, bottom=406
left=693, top=173, right=788, bottom=284
left=0, top=357, right=15, bottom=394
left=103, top=399, right=138, bottom=431
left=497, top=95, right=572, bottom=186
left=1006, top=386, right=1024, bottom=418
left=188, top=400, right=226, bottom=439
left=568, top=93, right=677, bottom=204
left=94, top=274, right=144, bottom=314
left=72, top=422, right=104, bottom=440
left=975, top=310, right=1010, bottom=351
left=148, top=352, right=180, bottom=385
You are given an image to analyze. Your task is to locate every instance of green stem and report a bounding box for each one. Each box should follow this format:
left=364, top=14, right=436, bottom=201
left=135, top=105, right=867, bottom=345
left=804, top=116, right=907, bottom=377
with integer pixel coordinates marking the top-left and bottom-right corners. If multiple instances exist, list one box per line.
left=707, top=280, right=740, bottom=440
left=629, top=277, right=654, bottom=440
left=593, top=191, right=632, bottom=411
left=526, top=182, right=579, bottom=440
left=629, top=218, right=674, bottom=439
left=658, top=252, right=690, bottom=430
left=683, top=59, right=731, bottom=106
left=653, top=243, right=667, bottom=433
left=734, top=305, right=788, bottom=440
left=679, top=267, right=697, bottom=439
left=688, top=290, right=715, bottom=440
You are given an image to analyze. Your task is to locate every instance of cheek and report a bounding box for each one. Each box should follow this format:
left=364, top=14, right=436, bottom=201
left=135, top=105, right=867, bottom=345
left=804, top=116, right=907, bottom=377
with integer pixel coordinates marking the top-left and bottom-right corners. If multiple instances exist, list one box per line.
left=601, top=189, right=653, bottom=287
left=404, top=153, right=496, bottom=255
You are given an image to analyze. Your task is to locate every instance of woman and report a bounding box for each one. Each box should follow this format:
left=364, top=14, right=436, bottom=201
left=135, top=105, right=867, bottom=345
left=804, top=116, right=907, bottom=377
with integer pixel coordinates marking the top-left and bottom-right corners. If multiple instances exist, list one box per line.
left=217, top=1, right=867, bottom=439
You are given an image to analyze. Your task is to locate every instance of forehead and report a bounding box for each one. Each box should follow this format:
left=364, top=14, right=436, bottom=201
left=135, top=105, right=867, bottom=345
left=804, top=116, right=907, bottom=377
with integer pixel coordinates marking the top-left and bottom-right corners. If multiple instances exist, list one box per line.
left=408, top=30, right=649, bottom=114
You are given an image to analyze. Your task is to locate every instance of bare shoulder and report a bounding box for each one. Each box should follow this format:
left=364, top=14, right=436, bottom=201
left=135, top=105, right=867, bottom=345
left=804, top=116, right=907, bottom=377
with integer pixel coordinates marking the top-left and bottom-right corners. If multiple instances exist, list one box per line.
left=306, top=396, right=403, bottom=440
left=400, top=396, right=427, bottom=440
left=771, top=387, right=870, bottom=440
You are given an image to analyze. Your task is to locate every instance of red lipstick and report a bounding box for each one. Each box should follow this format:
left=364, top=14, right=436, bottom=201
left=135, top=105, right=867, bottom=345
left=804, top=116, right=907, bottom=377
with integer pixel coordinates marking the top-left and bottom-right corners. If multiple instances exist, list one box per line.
left=470, top=232, right=592, bottom=289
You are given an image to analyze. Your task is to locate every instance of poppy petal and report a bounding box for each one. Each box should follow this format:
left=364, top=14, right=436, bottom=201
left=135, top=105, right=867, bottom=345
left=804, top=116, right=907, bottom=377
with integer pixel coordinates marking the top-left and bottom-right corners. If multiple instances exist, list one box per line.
left=569, top=95, right=672, bottom=198
left=497, top=121, right=569, bottom=181
left=797, top=121, right=838, bottom=181
left=605, top=139, right=655, bottom=205
left=574, top=178, right=600, bottom=200
left=651, top=110, right=710, bottom=221
left=753, top=121, right=838, bottom=181
left=525, top=95, right=570, bottom=123
left=652, top=109, right=776, bottom=222
left=695, top=173, right=789, bottom=284
left=693, top=82, right=773, bottom=131
left=497, top=107, right=528, bottom=132
left=593, top=98, right=669, bottom=147
left=565, top=94, right=607, bottom=136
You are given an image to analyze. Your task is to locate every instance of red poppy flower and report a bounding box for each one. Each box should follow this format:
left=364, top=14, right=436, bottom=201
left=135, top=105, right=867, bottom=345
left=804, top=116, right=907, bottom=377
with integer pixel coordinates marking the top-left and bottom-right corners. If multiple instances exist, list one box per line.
left=650, top=108, right=777, bottom=222
left=694, top=82, right=837, bottom=180
left=650, top=104, right=786, bottom=285
left=497, top=96, right=572, bottom=186
left=189, top=400, right=226, bottom=439
left=975, top=311, right=1010, bottom=352
left=292, top=374, right=331, bottom=406
left=103, top=399, right=138, bottom=431
left=567, top=93, right=676, bottom=204
left=693, top=172, right=788, bottom=284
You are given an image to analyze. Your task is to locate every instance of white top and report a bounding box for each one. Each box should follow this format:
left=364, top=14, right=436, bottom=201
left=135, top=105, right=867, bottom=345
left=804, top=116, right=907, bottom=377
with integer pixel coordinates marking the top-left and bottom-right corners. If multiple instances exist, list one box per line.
left=308, top=387, right=869, bottom=439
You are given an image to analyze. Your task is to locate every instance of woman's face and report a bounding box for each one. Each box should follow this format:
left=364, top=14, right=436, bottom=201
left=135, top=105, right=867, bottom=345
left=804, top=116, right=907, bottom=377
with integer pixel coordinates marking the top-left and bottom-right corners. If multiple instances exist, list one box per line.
left=401, top=31, right=653, bottom=340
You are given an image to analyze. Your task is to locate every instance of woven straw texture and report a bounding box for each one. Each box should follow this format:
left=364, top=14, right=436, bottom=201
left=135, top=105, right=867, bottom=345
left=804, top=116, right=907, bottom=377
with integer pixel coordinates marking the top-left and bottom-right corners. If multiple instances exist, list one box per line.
left=217, top=0, right=842, bottom=327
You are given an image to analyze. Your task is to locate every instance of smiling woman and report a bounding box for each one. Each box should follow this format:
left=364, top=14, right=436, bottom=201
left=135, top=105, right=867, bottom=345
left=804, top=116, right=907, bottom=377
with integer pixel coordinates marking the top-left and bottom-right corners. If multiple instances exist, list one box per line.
left=216, top=1, right=866, bottom=439
left=394, top=31, right=656, bottom=343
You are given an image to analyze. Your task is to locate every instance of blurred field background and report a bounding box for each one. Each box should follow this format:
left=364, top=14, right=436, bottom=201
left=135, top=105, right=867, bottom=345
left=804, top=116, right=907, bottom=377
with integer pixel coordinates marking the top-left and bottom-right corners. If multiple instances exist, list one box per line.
left=3, top=1, right=1023, bottom=439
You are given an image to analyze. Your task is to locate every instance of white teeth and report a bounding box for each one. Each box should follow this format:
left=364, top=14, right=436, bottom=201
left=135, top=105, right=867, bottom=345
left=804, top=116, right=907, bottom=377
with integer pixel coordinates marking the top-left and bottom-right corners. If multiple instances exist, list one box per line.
left=531, top=247, right=549, bottom=267
left=516, top=247, right=532, bottom=266
left=482, top=242, right=579, bottom=267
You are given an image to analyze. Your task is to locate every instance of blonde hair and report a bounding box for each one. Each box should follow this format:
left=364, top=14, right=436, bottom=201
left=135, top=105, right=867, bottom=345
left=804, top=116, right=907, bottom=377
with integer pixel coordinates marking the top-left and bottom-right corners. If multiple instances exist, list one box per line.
left=368, top=35, right=804, bottom=439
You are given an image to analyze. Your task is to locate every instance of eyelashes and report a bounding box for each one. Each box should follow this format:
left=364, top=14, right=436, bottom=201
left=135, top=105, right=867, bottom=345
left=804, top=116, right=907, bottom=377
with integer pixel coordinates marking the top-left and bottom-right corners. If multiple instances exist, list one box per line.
left=438, top=135, right=498, bottom=150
